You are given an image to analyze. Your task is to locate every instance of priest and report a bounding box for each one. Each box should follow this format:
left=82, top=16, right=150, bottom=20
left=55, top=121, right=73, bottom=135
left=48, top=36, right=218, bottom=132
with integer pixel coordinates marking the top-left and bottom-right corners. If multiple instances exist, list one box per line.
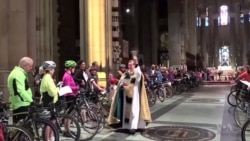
left=108, top=55, right=152, bottom=134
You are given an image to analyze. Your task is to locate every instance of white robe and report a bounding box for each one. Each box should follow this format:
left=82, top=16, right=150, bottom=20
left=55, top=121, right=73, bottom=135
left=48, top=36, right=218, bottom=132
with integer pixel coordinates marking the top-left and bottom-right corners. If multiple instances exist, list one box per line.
left=122, top=66, right=146, bottom=129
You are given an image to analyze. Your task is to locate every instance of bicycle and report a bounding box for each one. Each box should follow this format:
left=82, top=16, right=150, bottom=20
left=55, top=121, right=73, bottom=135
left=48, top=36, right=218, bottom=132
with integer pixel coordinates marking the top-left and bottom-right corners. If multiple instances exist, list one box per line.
left=0, top=91, right=33, bottom=141
left=45, top=101, right=81, bottom=141
left=14, top=102, right=60, bottom=141
left=66, top=90, right=100, bottom=140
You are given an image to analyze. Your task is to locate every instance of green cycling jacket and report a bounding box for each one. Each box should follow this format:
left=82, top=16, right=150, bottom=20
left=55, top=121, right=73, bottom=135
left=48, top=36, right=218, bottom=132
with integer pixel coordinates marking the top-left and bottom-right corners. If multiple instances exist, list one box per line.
left=8, top=66, right=33, bottom=110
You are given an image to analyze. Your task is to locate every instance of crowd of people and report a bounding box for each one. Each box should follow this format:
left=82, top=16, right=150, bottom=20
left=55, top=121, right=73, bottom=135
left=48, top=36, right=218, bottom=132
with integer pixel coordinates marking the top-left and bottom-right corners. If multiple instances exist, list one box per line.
left=8, top=56, right=249, bottom=139
left=7, top=56, right=153, bottom=138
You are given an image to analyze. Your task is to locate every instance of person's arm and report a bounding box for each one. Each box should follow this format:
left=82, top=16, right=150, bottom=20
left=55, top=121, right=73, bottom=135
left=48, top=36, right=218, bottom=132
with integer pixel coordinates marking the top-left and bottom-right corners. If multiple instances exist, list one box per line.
left=135, top=66, right=142, bottom=83
left=15, top=77, right=33, bottom=102
left=235, top=72, right=246, bottom=82
left=90, top=79, right=103, bottom=90
left=63, top=75, right=79, bottom=91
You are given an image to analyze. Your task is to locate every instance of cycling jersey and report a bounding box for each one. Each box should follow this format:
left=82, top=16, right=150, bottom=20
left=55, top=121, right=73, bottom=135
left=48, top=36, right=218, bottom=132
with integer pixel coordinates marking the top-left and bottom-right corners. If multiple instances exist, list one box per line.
left=8, top=66, right=33, bottom=110
left=237, top=71, right=250, bottom=82
left=40, top=73, right=58, bottom=105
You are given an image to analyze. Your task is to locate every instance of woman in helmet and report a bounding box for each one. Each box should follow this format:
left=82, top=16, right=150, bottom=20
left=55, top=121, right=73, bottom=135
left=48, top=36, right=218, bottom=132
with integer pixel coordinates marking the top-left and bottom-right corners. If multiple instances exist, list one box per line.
left=62, top=60, right=80, bottom=137
left=39, top=60, right=58, bottom=141
left=40, top=61, right=58, bottom=105
left=62, top=60, right=79, bottom=107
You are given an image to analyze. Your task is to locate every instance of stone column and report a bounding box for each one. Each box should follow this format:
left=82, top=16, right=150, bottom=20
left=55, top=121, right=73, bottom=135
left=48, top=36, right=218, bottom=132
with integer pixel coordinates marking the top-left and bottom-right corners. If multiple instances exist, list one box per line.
left=168, top=0, right=182, bottom=65
left=150, top=0, right=158, bottom=64
left=8, top=0, right=28, bottom=67
left=229, top=17, right=236, bottom=67
left=234, top=4, right=240, bottom=67
left=0, top=0, right=9, bottom=100
left=242, top=15, right=249, bottom=65
left=105, top=0, right=113, bottom=71
left=213, top=19, right=219, bottom=67
left=1, top=0, right=36, bottom=101
left=36, top=0, right=55, bottom=63
left=0, top=0, right=9, bottom=70
left=81, top=0, right=107, bottom=69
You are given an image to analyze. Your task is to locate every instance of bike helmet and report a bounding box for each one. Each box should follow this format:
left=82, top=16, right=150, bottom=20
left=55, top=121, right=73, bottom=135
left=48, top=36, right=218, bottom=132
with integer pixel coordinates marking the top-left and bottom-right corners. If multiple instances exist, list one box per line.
left=42, top=61, right=56, bottom=71
left=119, top=64, right=126, bottom=68
left=65, top=60, right=77, bottom=68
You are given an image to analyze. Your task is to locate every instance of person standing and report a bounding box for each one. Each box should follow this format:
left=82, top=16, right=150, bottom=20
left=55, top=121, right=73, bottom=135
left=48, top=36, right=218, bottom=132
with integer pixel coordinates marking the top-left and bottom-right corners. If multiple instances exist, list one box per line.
left=62, top=60, right=79, bottom=107
left=108, top=56, right=152, bottom=134
left=74, top=60, right=89, bottom=90
left=39, top=60, right=58, bottom=141
left=8, top=57, right=34, bottom=124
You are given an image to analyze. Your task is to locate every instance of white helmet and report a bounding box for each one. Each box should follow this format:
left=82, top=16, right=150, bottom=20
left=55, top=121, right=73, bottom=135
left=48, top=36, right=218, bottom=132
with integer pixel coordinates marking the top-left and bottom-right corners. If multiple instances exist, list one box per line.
left=42, top=61, right=56, bottom=71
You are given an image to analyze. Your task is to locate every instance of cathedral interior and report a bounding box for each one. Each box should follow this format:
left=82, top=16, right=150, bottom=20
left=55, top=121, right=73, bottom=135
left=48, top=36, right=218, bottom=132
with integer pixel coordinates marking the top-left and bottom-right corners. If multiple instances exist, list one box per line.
left=0, top=0, right=250, bottom=100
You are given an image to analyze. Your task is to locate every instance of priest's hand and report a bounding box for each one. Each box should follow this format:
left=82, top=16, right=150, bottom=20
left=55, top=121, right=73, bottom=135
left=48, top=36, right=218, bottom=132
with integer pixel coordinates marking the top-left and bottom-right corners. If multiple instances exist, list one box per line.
left=133, top=56, right=138, bottom=65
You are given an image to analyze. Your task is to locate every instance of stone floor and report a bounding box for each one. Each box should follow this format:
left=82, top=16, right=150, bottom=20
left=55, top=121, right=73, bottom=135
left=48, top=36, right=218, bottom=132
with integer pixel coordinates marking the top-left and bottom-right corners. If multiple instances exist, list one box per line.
left=89, top=85, right=241, bottom=141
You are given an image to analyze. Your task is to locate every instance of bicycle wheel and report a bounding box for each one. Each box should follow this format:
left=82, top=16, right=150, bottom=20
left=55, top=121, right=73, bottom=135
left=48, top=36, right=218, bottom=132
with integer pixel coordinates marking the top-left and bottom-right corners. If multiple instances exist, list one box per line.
left=27, top=118, right=59, bottom=141
left=71, top=108, right=99, bottom=140
left=241, top=119, right=250, bottom=141
left=233, top=106, right=248, bottom=128
left=155, top=88, right=165, bottom=102
left=4, top=124, right=33, bottom=141
left=227, top=91, right=237, bottom=106
left=88, top=104, right=105, bottom=132
left=57, top=114, right=81, bottom=141
left=146, top=88, right=156, bottom=107
left=165, top=86, right=173, bottom=98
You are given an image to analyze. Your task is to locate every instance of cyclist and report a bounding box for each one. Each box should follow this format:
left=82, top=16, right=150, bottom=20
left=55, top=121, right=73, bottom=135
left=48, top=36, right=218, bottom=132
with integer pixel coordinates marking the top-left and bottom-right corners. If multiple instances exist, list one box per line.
left=62, top=60, right=79, bottom=105
left=8, top=57, right=34, bottom=124
left=40, top=61, right=58, bottom=105
left=117, top=64, right=127, bottom=79
left=87, top=67, right=105, bottom=105
left=62, top=60, right=79, bottom=137
left=40, top=60, right=58, bottom=141
left=74, top=60, right=89, bottom=90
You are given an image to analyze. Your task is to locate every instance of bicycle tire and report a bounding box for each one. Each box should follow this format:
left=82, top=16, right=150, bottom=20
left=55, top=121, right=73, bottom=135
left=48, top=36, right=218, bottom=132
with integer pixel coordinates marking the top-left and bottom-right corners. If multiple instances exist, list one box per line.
left=58, top=114, right=81, bottom=141
left=70, top=108, right=99, bottom=140
left=4, top=124, right=33, bottom=141
left=146, top=88, right=156, bottom=107
left=227, top=91, right=236, bottom=106
left=233, top=106, right=248, bottom=128
left=88, top=104, right=105, bottom=133
left=33, top=118, right=60, bottom=141
left=155, top=89, right=165, bottom=102
left=241, top=119, right=250, bottom=141
left=165, top=86, right=173, bottom=98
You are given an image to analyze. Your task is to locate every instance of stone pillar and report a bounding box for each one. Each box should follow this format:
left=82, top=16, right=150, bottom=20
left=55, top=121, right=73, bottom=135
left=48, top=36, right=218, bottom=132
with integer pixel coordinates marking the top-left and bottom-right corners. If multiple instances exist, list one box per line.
left=242, top=15, right=249, bottom=65
left=150, top=0, right=158, bottom=64
left=0, top=0, right=9, bottom=70
left=168, top=0, right=182, bottom=65
left=235, top=4, right=243, bottom=66
left=0, top=0, right=36, bottom=101
left=8, top=0, right=36, bottom=65
left=8, top=0, right=28, bottom=67
left=213, top=19, right=219, bottom=67
left=229, top=17, right=236, bottom=67
left=0, top=0, right=9, bottom=100
left=106, top=0, right=113, bottom=71
left=36, top=0, right=55, bottom=63
left=82, top=0, right=107, bottom=69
